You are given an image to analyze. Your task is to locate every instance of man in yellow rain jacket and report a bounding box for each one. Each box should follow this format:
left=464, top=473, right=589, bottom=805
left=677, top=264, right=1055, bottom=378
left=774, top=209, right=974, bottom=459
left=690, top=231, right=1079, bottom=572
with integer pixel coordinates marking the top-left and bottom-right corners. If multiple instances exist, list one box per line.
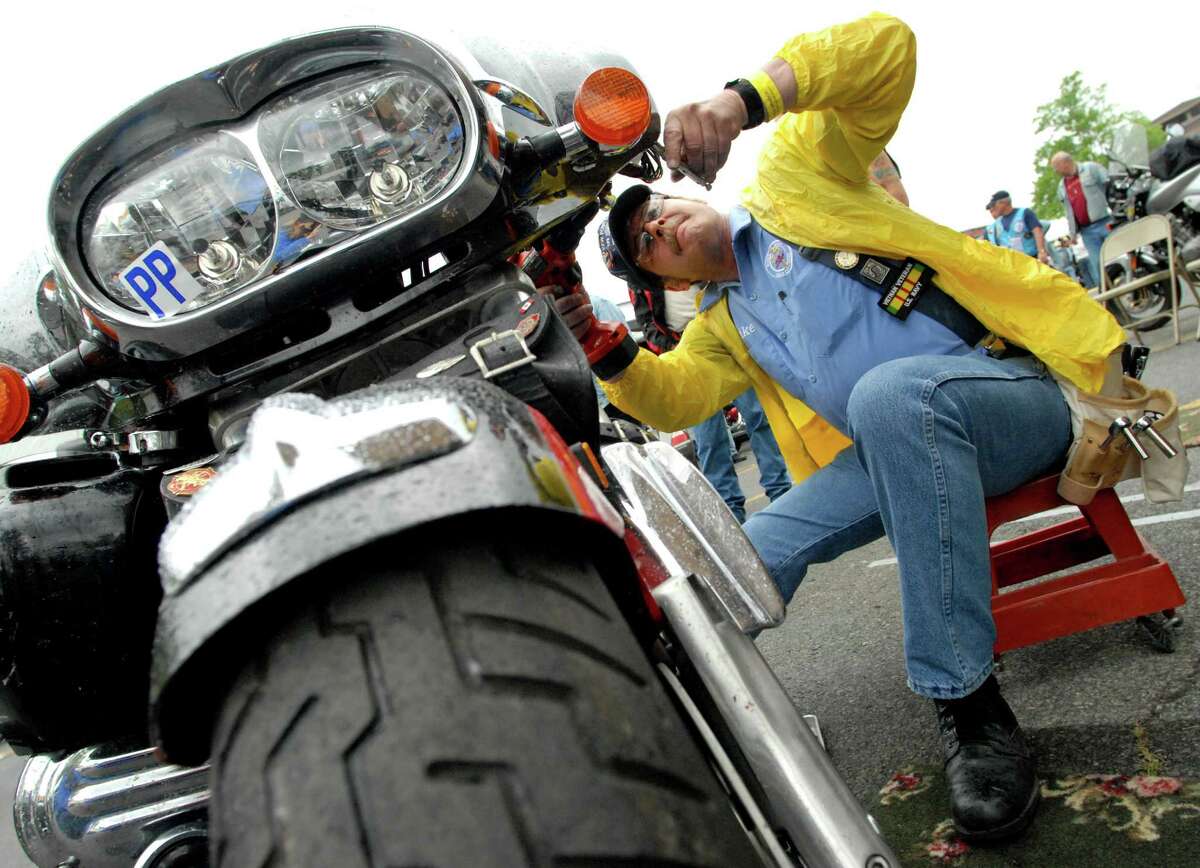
left=563, top=12, right=1127, bottom=845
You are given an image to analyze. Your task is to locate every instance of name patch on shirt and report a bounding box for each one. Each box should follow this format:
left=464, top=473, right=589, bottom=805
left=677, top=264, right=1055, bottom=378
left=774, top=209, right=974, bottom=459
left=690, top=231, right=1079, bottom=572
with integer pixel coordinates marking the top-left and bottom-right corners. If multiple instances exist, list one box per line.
left=878, top=260, right=931, bottom=320
left=764, top=240, right=793, bottom=277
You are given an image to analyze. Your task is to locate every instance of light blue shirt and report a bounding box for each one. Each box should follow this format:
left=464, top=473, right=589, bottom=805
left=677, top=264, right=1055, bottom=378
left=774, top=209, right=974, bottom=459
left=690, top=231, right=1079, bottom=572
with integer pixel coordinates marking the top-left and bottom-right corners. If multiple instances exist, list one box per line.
left=699, top=207, right=974, bottom=435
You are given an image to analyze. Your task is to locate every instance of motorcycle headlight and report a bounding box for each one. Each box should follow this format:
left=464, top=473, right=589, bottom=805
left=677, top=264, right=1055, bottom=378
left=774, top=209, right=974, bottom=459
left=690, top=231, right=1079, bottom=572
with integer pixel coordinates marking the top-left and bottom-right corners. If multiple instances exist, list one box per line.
left=82, top=136, right=277, bottom=318
left=258, top=68, right=465, bottom=230
left=77, top=64, right=469, bottom=320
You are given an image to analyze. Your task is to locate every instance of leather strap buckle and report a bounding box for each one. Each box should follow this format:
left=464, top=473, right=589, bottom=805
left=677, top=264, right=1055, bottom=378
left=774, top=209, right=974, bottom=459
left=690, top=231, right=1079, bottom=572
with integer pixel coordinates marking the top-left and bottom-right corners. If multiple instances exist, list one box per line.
left=469, top=330, right=536, bottom=380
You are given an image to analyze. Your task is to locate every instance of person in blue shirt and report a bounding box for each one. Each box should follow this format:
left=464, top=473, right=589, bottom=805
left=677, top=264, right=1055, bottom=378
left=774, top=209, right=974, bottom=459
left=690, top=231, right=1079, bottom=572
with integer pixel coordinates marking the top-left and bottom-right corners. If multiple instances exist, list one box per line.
left=983, top=191, right=1051, bottom=263
left=600, top=234, right=792, bottom=521
left=551, top=21, right=1081, bottom=841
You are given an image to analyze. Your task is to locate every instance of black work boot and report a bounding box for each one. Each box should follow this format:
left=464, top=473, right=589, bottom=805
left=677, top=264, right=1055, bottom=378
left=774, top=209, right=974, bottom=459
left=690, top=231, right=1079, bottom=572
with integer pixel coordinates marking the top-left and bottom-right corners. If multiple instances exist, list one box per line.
left=934, top=675, right=1039, bottom=843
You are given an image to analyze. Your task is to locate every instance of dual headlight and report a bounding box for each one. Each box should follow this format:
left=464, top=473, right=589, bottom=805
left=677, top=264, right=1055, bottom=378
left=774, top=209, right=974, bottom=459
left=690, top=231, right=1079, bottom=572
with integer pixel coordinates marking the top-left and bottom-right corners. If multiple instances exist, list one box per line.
left=82, top=66, right=467, bottom=319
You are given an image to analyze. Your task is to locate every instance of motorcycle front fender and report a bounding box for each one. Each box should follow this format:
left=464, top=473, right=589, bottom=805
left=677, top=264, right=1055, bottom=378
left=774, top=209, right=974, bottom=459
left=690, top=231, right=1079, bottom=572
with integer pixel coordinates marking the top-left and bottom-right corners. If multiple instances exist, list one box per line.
left=151, top=377, right=626, bottom=763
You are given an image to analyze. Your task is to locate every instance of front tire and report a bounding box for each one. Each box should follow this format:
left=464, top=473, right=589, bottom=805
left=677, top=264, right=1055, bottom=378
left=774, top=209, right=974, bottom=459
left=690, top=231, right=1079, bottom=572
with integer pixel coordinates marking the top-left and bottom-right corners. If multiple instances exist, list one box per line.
left=207, top=519, right=758, bottom=867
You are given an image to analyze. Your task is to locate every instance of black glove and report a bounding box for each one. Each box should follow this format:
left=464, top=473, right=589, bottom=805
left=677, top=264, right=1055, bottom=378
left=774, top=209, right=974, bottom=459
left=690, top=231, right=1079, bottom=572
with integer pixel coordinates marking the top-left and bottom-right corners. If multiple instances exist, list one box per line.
left=546, top=201, right=601, bottom=254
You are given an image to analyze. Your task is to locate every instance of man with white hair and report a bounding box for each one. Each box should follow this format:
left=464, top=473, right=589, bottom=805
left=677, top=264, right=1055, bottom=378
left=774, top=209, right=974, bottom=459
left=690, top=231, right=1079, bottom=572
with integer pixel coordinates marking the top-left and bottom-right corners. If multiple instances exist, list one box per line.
left=1051, top=151, right=1112, bottom=288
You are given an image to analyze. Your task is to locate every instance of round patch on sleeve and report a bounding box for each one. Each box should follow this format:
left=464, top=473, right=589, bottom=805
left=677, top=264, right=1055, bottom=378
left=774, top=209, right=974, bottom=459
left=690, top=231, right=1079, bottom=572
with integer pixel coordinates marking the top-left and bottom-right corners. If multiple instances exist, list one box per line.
left=765, top=239, right=793, bottom=277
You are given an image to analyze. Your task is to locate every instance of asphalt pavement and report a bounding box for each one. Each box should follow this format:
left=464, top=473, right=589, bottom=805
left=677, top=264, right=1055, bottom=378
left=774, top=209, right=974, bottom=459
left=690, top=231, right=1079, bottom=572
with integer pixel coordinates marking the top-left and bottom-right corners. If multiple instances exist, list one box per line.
left=752, top=308, right=1200, bottom=807
left=4, top=311, right=1199, bottom=865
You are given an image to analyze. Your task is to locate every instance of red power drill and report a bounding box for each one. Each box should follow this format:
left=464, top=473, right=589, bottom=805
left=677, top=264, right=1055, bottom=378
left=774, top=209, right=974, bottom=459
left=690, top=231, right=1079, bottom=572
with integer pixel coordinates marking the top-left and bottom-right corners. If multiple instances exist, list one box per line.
left=517, top=203, right=630, bottom=367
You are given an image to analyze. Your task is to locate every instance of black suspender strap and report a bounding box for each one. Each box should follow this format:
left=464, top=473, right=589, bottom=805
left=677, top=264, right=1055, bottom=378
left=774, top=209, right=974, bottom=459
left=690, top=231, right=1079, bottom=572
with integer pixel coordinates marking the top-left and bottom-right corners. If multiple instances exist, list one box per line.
left=468, top=329, right=576, bottom=435
left=797, top=247, right=990, bottom=350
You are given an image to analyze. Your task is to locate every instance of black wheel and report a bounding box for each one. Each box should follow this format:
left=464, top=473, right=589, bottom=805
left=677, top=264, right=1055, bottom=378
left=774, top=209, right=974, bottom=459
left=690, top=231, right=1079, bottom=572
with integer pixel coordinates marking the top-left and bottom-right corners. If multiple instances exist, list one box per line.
left=207, top=520, right=759, bottom=867
left=1136, top=612, right=1181, bottom=653
left=1104, top=268, right=1181, bottom=332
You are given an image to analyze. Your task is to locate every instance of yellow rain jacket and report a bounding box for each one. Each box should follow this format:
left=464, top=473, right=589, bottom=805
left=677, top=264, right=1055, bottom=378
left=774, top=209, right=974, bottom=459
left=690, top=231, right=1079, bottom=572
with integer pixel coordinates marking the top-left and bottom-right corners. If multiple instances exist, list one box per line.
left=603, top=13, right=1125, bottom=485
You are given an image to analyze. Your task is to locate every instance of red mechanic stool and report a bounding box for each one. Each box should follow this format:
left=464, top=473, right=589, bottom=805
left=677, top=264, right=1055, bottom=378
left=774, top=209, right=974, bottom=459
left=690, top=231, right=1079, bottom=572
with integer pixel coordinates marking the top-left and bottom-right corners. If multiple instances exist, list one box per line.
left=985, top=473, right=1185, bottom=654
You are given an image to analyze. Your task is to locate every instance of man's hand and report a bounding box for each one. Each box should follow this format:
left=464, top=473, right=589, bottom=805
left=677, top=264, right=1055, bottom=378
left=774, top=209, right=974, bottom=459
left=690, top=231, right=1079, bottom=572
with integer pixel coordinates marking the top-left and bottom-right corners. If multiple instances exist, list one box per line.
left=663, top=89, right=747, bottom=183
left=542, top=289, right=594, bottom=340
left=1038, top=250, right=1051, bottom=264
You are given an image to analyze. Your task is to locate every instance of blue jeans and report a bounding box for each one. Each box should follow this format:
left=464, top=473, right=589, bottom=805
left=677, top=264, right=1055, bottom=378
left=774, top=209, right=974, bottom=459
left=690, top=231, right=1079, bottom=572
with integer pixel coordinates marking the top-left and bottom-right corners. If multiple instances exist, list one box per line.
left=743, top=354, right=1072, bottom=699
left=1080, top=220, right=1111, bottom=288
left=691, top=389, right=792, bottom=522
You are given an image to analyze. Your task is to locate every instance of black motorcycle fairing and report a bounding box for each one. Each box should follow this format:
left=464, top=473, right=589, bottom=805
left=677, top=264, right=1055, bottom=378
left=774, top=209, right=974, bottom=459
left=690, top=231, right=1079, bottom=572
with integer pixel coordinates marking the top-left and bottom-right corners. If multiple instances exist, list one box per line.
left=1150, top=134, right=1200, bottom=180
left=391, top=289, right=599, bottom=448
left=0, top=467, right=166, bottom=753
left=150, top=377, right=629, bottom=764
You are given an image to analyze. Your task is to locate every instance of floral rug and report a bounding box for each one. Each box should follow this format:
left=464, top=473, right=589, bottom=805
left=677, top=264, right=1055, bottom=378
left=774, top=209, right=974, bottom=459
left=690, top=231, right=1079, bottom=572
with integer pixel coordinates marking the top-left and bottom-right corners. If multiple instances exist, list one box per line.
left=873, top=767, right=1200, bottom=866
left=1179, top=399, right=1200, bottom=448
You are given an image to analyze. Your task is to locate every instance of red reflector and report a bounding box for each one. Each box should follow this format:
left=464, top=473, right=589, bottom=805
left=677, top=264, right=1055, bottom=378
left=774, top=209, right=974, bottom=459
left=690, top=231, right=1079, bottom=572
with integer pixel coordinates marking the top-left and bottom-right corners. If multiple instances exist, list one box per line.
left=670, top=432, right=689, bottom=447
left=0, top=364, right=32, bottom=443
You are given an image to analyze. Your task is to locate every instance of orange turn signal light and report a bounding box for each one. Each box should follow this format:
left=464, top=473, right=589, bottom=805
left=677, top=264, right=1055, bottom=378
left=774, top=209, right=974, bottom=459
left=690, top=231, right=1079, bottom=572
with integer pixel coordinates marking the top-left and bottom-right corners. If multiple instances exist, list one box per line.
left=574, top=67, right=651, bottom=148
left=0, top=364, right=32, bottom=443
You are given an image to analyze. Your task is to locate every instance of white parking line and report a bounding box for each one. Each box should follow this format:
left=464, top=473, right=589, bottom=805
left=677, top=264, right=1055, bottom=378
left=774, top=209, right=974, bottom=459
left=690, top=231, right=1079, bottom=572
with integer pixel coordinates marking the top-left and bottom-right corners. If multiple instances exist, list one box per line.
left=1132, top=508, right=1200, bottom=527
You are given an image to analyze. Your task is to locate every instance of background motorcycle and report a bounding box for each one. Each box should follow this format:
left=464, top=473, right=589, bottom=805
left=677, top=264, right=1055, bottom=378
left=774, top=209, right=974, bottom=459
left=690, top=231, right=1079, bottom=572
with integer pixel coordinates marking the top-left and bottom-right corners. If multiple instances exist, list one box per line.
left=1101, top=123, right=1200, bottom=329
left=0, top=25, right=898, bottom=868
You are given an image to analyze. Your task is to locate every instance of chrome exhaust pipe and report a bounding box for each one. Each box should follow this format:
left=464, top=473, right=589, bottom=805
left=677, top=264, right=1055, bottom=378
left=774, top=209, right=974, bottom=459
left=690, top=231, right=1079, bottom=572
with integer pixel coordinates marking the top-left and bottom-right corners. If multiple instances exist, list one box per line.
left=13, top=743, right=209, bottom=868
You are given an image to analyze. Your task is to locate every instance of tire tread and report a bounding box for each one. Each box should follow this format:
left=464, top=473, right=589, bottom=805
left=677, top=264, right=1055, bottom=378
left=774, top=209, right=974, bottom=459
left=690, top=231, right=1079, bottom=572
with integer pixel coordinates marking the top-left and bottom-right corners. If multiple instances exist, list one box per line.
left=209, top=528, right=757, bottom=867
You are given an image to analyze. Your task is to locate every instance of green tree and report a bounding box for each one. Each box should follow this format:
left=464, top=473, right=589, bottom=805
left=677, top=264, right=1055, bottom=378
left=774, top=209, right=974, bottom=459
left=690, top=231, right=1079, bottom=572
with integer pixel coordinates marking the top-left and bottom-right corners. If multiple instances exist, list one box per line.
left=1032, top=72, right=1166, bottom=220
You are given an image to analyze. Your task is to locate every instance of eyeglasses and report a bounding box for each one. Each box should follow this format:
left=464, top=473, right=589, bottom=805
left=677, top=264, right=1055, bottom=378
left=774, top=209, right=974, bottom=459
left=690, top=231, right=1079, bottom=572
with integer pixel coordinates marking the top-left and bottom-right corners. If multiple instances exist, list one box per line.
left=632, top=194, right=666, bottom=264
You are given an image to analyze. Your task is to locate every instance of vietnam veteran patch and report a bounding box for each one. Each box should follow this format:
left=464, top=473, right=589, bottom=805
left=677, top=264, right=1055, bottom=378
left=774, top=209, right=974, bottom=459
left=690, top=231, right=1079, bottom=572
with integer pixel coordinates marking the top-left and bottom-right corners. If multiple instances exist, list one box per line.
left=878, top=260, right=931, bottom=320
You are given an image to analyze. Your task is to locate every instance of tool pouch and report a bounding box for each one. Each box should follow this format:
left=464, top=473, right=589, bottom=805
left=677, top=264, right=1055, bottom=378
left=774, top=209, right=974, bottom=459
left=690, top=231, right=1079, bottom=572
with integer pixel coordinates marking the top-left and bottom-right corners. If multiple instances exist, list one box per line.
left=1056, top=373, right=1187, bottom=505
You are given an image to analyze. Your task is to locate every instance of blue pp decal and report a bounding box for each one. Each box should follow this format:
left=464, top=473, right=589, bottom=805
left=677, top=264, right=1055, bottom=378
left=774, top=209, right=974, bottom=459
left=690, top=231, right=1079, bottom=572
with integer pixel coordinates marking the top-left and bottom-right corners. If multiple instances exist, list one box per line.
left=118, top=242, right=206, bottom=319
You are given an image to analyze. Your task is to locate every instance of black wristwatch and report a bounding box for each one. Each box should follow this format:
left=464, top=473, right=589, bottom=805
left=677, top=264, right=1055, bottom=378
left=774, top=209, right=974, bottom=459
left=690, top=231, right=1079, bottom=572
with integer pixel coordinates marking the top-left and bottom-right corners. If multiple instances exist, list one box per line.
left=724, top=78, right=765, bottom=130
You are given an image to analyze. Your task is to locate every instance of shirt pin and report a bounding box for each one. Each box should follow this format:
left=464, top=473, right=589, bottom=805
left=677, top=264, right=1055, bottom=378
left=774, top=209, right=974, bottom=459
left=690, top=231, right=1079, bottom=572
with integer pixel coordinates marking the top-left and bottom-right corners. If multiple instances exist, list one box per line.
left=834, top=251, right=859, bottom=269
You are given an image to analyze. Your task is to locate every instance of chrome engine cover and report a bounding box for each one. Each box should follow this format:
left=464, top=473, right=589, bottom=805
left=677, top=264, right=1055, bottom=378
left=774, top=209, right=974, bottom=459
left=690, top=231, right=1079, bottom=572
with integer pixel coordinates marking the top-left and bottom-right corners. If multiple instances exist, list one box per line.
left=14, top=743, right=209, bottom=868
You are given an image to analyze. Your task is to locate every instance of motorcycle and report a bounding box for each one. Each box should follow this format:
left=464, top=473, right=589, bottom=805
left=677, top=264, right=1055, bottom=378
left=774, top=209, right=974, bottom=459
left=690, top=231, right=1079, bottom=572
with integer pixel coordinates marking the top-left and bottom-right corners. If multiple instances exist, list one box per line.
left=0, top=26, right=899, bottom=868
left=1101, top=122, right=1200, bottom=329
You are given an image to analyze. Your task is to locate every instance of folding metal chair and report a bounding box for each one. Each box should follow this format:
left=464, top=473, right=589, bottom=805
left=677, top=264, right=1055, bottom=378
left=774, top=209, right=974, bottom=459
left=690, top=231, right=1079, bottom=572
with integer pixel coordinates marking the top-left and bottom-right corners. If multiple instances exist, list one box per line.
left=1094, top=214, right=1200, bottom=346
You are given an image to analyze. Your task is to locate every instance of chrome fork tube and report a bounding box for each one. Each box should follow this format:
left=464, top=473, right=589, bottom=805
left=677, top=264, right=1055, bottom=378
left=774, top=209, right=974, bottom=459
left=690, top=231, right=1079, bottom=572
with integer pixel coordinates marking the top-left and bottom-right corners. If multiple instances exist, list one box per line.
left=654, top=573, right=899, bottom=868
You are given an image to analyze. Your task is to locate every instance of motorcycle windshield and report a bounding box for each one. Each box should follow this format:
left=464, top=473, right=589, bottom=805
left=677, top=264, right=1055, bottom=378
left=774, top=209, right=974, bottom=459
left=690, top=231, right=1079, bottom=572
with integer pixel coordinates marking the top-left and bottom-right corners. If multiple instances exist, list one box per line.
left=1111, top=123, right=1150, bottom=172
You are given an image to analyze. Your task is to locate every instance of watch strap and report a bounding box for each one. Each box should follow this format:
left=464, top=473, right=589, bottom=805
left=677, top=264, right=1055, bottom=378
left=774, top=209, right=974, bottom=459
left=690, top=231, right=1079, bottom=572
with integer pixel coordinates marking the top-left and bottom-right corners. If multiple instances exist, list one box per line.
left=724, top=78, right=765, bottom=130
